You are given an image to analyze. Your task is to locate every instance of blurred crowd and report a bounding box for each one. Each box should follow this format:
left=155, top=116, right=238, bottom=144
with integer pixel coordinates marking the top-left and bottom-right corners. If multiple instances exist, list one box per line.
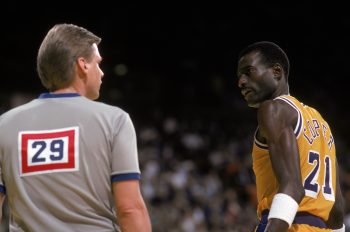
left=0, top=91, right=350, bottom=232
left=136, top=113, right=258, bottom=231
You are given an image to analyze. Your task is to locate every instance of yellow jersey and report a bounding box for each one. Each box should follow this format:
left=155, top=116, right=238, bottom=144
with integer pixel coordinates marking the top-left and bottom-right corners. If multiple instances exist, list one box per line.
left=253, top=95, right=336, bottom=222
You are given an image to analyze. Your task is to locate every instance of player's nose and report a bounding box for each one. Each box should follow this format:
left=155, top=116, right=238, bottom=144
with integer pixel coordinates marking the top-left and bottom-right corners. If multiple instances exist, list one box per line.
left=238, top=74, right=248, bottom=88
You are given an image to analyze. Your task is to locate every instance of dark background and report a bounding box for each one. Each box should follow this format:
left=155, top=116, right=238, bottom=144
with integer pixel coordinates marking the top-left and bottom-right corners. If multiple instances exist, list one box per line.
left=2, top=3, right=349, bottom=143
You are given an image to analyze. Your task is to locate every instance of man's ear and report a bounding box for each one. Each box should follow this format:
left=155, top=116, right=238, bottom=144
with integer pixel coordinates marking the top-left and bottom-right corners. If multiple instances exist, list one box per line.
left=272, top=63, right=283, bottom=80
left=77, top=58, right=88, bottom=73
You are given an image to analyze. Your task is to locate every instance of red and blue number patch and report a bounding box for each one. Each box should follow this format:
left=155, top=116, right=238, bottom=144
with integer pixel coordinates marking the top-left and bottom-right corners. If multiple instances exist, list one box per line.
left=18, top=127, right=79, bottom=176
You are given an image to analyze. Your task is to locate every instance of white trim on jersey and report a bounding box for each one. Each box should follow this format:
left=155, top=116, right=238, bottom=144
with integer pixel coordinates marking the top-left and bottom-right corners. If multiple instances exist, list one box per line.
left=274, top=95, right=303, bottom=139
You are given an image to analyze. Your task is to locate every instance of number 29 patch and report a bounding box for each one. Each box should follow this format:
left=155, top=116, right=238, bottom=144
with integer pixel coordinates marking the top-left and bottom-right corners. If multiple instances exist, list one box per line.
left=18, top=127, right=79, bottom=176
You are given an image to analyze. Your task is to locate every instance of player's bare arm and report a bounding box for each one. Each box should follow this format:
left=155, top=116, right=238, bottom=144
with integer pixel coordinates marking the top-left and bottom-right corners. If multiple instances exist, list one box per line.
left=327, top=159, right=345, bottom=230
left=0, top=193, right=4, bottom=223
left=257, top=99, right=305, bottom=232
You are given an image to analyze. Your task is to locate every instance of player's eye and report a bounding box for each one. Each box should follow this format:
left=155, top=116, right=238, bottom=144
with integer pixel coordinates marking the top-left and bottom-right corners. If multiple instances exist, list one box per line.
left=246, top=67, right=256, bottom=75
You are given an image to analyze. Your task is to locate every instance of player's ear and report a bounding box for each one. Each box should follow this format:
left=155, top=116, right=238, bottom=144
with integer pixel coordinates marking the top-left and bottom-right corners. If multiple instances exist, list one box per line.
left=272, top=63, right=283, bottom=80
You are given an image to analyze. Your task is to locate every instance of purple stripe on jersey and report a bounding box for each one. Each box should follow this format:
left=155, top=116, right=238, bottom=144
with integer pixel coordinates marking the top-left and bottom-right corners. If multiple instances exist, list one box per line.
left=0, top=185, right=6, bottom=194
left=260, top=210, right=327, bottom=229
left=111, top=173, right=141, bottom=182
left=295, top=114, right=302, bottom=137
left=39, top=93, right=81, bottom=99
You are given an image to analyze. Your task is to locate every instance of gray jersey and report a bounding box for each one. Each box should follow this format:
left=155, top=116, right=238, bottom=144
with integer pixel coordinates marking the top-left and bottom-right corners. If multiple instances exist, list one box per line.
left=0, top=93, right=141, bottom=232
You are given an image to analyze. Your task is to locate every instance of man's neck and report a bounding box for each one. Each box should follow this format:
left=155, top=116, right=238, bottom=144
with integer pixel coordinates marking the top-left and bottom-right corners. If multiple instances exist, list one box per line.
left=51, top=86, right=80, bottom=94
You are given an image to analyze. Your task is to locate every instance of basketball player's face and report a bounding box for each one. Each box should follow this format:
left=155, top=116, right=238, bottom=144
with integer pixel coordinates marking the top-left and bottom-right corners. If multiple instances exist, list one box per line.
left=237, top=52, right=278, bottom=108
left=85, top=43, right=104, bottom=100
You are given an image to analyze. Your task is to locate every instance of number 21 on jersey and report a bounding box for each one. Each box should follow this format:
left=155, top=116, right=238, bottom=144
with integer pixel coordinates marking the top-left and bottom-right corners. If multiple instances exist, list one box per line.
left=18, top=127, right=79, bottom=176
left=304, top=150, right=335, bottom=201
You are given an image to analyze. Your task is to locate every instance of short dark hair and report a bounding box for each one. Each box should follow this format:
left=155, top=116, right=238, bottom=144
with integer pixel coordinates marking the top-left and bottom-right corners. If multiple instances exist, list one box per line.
left=238, top=41, right=290, bottom=80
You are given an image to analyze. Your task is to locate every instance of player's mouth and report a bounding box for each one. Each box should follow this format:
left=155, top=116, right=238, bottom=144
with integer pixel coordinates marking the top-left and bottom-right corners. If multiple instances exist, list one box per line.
left=241, top=88, right=253, bottom=97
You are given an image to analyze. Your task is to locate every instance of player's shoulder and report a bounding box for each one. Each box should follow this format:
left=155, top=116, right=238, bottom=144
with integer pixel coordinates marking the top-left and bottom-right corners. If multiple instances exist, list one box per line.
left=274, top=95, right=303, bottom=107
left=272, top=94, right=302, bottom=112
left=258, top=95, right=299, bottom=122
left=258, top=98, right=290, bottom=115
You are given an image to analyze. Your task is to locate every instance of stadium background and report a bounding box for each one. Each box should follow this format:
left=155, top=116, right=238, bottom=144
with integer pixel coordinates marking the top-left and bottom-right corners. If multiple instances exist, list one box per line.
left=1, top=3, right=350, bottom=232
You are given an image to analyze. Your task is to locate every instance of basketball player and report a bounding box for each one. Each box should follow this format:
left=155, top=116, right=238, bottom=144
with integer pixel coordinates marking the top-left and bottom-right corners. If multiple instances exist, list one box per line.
left=236, top=41, right=344, bottom=231
left=0, top=23, right=151, bottom=231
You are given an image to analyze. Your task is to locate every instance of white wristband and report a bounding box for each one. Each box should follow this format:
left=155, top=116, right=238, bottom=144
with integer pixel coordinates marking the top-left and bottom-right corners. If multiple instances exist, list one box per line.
left=267, top=193, right=299, bottom=227
left=333, top=224, right=345, bottom=232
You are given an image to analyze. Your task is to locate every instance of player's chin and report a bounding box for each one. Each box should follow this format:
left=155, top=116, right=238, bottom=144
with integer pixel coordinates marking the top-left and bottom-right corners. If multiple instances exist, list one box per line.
left=244, top=96, right=253, bottom=104
left=248, top=102, right=260, bottom=108
left=246, top=98, right=260, bottom=108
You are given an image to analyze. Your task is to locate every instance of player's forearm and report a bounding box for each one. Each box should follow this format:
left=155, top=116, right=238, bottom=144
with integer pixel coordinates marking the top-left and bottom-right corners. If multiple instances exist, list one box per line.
left=118, top=206, right=152, bottom=232
left=327, top=160, right=345, bottom=229
left=265, top=218, right=289, bottom=232
left=327, top=196, right=344, bottom=229
left=0, top=193, right=5, bottom=223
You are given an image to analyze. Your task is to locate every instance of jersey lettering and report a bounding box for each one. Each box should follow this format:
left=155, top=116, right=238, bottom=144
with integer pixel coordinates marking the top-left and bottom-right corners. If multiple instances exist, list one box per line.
left=19, top=127, right=79, bottom=176
left=304, top=151, right=335, bottom=201
left=304, top=150, right=320, bottom=197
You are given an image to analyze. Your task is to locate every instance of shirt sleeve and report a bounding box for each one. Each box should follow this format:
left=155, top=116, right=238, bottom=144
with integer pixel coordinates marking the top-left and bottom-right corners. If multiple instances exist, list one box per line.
left=111, top=112, right=141, bottom=182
